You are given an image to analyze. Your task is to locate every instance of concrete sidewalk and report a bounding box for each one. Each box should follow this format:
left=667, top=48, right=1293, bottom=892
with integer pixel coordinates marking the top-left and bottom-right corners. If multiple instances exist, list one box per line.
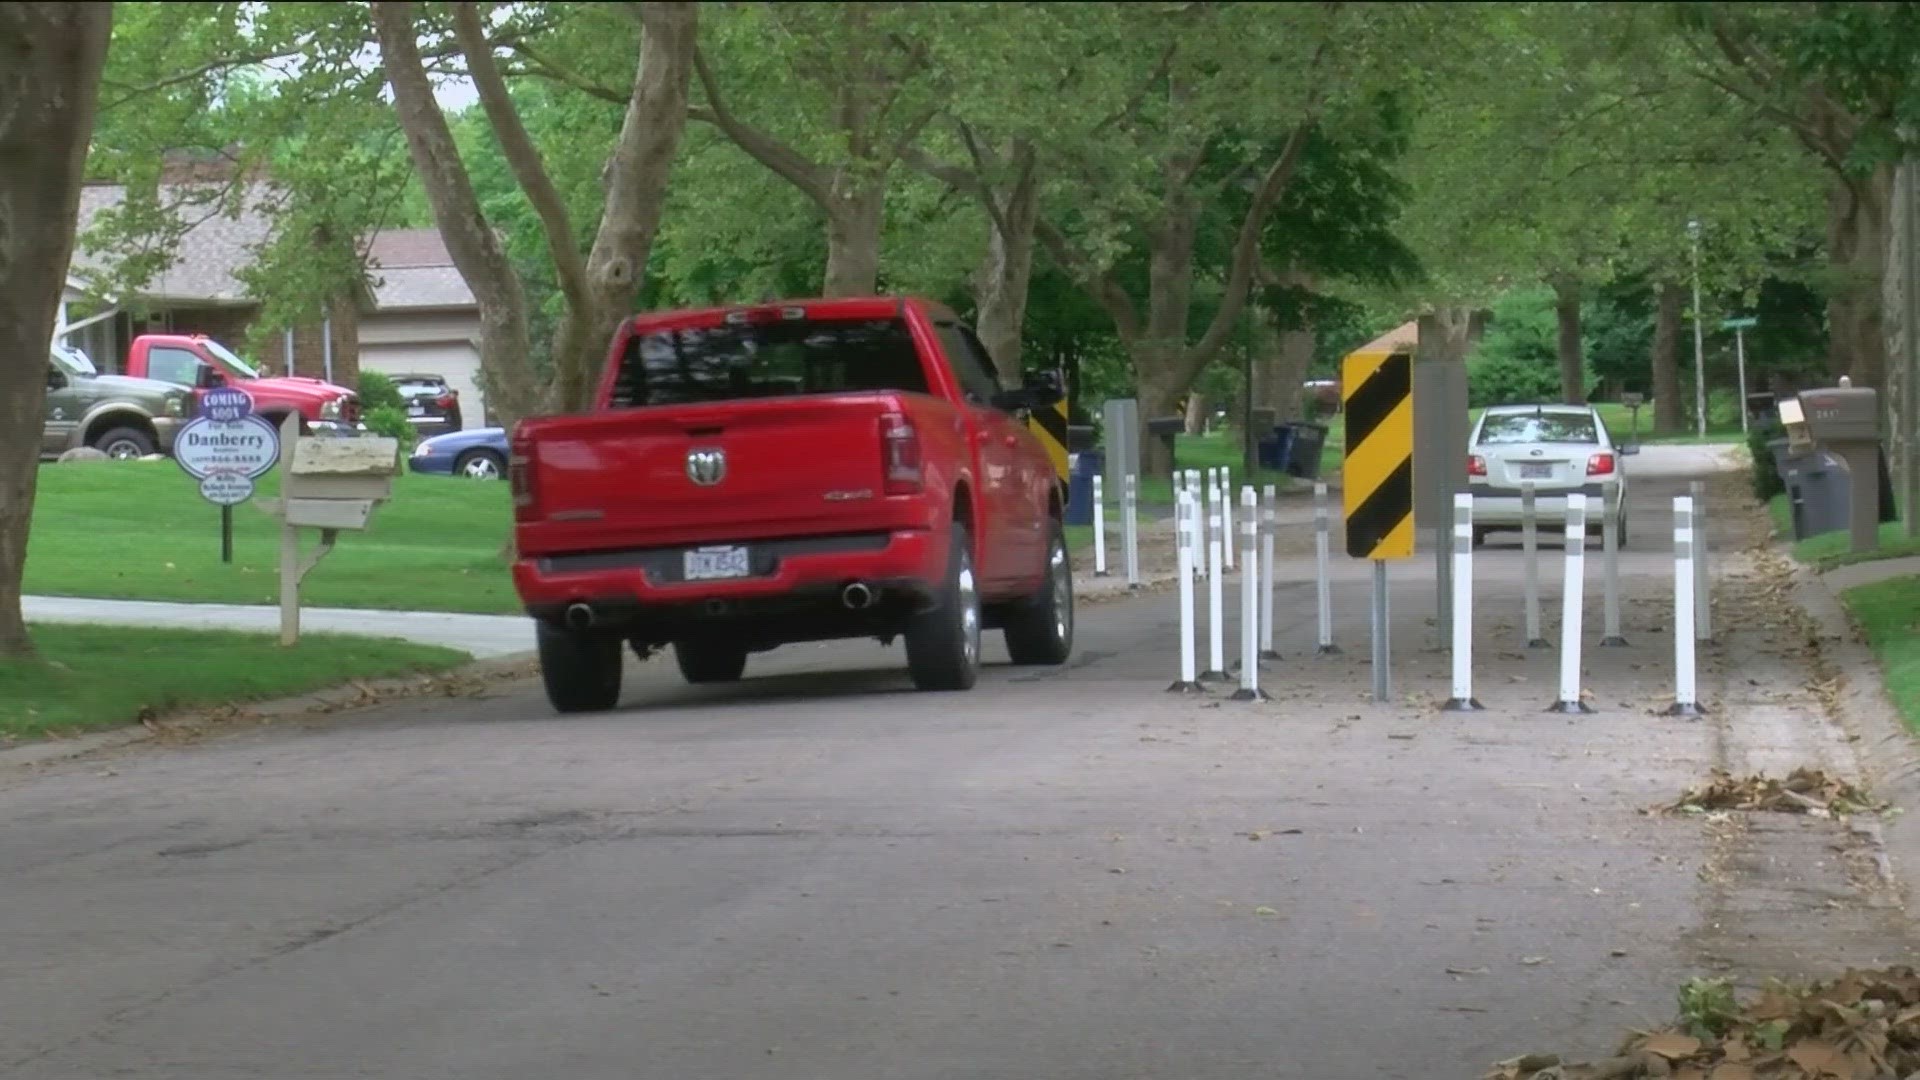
left=21, top=595, right=535, bottom=658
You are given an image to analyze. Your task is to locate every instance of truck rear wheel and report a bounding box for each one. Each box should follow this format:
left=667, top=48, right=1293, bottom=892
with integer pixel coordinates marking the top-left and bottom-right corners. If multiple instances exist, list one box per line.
left=1003, top=521, right=1073, bottom=665
left=906, top=522, right=981, bottom=691
left=92, top=426, right=155, bottom=460
left=673, top=641, right=747, bottom=684
left=536, top=621, right=623, bottom=713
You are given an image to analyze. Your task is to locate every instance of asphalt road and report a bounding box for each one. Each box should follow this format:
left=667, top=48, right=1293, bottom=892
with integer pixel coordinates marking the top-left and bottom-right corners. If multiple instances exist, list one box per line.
left=5, top=443, right=1909, bottom=1079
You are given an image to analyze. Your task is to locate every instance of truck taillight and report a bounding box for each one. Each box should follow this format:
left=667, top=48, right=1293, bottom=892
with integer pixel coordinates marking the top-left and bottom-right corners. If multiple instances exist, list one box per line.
left=1587, top=452, right=1615, bottom=476
left=509, top=445, right=536, bottom=514
left=879, top=412, right=923, bottom=495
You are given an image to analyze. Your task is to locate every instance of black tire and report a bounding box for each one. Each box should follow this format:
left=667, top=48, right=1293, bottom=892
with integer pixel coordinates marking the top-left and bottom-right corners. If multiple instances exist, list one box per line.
left=906, top=522, right=981, bottom=691
left=455, top=448, right=505, bottom=480
left=1003, top=521, right=1073, bottom=665
left=92, top=426, right=155, bottom=460
left=536, top=621, right=623, bottom=713
left=673, top=640, right=747, bottom=684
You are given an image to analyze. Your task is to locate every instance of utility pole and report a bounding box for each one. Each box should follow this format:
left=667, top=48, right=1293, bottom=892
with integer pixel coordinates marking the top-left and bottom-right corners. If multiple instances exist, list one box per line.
left=1723, top=316, right=1757, bottom=435
left=1900, top=137, right=1919, bottom=539
left=1689, top=219, right=1707, bottom=439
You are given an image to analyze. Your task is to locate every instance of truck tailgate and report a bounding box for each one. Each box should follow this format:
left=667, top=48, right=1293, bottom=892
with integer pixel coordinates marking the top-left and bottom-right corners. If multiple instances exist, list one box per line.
left=517, top=394, right=921, bottom=554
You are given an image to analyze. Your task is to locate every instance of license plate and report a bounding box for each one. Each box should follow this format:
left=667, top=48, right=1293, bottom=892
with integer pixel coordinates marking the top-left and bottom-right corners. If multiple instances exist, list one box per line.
left=408, top=403, right=426, bottom=416
left=684, top=546, right=751, bottom=581
left=1519, top=462, right=1554, bottom=479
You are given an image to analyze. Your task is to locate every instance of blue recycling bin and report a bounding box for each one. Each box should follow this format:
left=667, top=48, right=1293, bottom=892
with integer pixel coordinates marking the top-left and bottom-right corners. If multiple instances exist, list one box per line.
left=1066, top=448, right=1104, bottom=526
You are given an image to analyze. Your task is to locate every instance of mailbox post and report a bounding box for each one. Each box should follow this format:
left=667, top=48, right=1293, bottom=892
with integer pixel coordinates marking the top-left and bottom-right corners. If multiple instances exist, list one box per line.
left=256, top=413, right=400, bottom=645
left=1797, top=382, right=1883, bottom=554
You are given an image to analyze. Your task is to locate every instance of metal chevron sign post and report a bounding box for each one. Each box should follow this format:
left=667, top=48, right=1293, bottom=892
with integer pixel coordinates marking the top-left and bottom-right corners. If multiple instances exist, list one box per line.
left=1342, top=349, right=1415, bottom=703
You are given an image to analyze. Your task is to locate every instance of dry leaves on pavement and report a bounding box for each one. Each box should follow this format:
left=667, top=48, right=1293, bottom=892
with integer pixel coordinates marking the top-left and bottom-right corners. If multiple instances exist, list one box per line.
left=1489, top=968, right=1920, bottom=1080
left=1652, top=768, right=1886, bottom=818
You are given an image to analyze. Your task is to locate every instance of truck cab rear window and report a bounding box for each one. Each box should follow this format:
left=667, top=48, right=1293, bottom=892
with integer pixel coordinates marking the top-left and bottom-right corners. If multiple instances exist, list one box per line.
left=610, top=318, right=928, bottom=408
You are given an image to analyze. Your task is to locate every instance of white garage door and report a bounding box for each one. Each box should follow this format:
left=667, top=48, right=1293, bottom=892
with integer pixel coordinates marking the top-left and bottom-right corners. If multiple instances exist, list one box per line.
left=362, top=343, right=487, bottom=430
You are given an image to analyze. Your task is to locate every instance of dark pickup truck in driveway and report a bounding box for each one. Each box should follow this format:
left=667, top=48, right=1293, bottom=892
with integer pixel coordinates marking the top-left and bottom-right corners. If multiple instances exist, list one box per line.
left=509, top=297, right=1074, bottom=713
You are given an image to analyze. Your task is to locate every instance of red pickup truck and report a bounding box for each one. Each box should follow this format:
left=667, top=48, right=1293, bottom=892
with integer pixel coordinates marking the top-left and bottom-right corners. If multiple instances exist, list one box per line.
left=510, top=297, right=1074, bottom=713
left=122, top=333, right=361, bottom=432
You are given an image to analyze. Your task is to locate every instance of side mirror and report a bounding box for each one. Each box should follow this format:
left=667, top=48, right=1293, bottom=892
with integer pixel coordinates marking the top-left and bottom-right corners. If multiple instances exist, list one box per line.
left=1020, top=369, right=1065, bottom=407
left=195, top=364, right=225, bottom=389
left=1619, top=444, right=1641, bottom=457
left=46, top=368, right=66, bottom=390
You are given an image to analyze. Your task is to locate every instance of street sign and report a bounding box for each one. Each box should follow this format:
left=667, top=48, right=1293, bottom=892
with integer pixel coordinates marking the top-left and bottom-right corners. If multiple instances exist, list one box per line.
left=1341, top=350, right=1415, bottom=560
left=175, top=415, right=280, bottom=482
left=1721, top=317, right=1758, bottom=330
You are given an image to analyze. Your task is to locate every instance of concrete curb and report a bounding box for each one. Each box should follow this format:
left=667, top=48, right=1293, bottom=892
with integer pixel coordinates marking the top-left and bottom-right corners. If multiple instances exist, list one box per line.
left=1788, top=555, right=1920, bottom=899
left=0, top=651, right=539, bottom=772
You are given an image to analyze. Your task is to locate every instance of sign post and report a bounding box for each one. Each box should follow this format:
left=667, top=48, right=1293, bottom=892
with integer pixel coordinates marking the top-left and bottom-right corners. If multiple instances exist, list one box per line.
left=173, top=387, right=279, bottom=564
left=1722, top=317, right=1758, bottom=434
left=1342, top=349, right=1415, bottom=704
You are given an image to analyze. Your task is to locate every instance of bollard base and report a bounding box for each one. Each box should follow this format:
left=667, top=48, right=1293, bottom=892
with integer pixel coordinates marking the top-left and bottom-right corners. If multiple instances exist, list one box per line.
left=1229, top=687, right=1273, bottom=702
left=1664, top=701, right=1708, bottom=717
left=1166, top=680, right=1206, bottom=694
left=1258, top=649, right=1283, bottom=661
left=1546, top=699, right=1597, bottom=715
left=1527, top=638, right=1552, bottom=649
left=1599, top=635, right=1630, bottom=648
left=1315, top=644, right=1342, bottom=656
left=1440, top=697, right=1485, bottom=712
left=1199, top=669, right=1231, bottom=683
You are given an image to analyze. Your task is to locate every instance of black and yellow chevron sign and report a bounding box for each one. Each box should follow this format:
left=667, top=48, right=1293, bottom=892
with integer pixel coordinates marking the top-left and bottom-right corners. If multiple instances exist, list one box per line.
left=1341, top=350, right=1415, bottom=560
left=1027, top=398, right=1070, bottom=480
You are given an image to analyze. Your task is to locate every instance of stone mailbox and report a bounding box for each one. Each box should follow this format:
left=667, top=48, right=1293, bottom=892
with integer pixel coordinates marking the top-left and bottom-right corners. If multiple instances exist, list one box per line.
left=1796, top=382, right=1883, bottom=554
left=256, top=413, right=399, bottom=644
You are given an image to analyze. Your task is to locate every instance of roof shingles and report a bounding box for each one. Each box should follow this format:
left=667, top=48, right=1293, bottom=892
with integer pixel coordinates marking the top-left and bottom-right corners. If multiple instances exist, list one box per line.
left=71, top=184, right=474, bottom=313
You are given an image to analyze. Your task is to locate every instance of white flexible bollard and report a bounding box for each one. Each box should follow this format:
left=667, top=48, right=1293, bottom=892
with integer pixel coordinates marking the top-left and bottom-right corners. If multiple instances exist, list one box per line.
left=1168, top=489, right=1202, bottom=693
left=1442, top=491, right=1483, bottom=711
left=1314, top=480, right=1338, bottom=655
left=1547, top=496, right=1594, bottom=714
left=1232, top=487, right=1269, bottom=701
left=1521, top=482, right=1547, bottom=649
left=1092, top=474, right=1108, bottom=577
left=1599, top=486, right=1626, bottom=647
left=1259, top=483, right=1279, bottom=661
left=1221, top=466, right=1234, bottom=569
left=1667, top=496, right=1707, bottom=716
left=1690, top=479, right=1713, bottom=644
left=1203, top=487, right=1228, bottom=681
left=1122, top=473, right=1140, bottom=588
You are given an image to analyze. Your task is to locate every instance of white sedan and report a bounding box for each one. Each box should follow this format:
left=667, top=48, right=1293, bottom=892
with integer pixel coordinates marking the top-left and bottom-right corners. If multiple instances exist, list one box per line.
left=1465, top=403, right=1637, bottom=547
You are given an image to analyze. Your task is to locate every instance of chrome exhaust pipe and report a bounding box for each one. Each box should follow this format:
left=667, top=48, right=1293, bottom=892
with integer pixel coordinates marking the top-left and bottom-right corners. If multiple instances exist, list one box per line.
left=842, top=582, right=875, bottom=610
left=564, top=603, right=596, bottom=630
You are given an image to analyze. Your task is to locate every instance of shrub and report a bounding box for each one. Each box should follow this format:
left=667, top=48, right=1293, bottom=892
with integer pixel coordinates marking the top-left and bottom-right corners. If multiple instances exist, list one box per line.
left=357, top=370, right=407, bottom=414
left=1467, top=350, right=1564, bottom=407
left=362, top=404, right=418, bottom=451
left=1707, top=388, right=1744, bottom=430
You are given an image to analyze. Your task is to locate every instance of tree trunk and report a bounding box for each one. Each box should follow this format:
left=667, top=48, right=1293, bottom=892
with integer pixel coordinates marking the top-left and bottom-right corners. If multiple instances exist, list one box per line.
left=821, top=181, right=885, bottom=298
left=1886, top=157, right=1914, bottom=523
left=1183, top=392, right=1207, bottom=437
left=1651, top=282, right=1684, bottom=435
left=1552, top=277, right=1586, bottom=404
left=546, top=2, right=696, bottom=412
left=372, top=1, right=541, bottom=426
left=1255, top=268, right=1317, bottom=423
left=1827, top=165, right=1895, bottom=388
left=0, top=3, right=113, bottom=659
left=972, top=143, right=1039, bottom=388
left=1138, top=364, right=1184, bottom=477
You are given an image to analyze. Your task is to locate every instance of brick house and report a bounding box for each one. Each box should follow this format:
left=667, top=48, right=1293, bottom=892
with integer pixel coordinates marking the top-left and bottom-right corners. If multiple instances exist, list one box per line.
left=61, top=156, right=488, bottom=427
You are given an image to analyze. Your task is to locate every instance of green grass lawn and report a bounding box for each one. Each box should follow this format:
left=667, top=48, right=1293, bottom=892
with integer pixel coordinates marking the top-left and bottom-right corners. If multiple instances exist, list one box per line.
left=0, top=624, right=468, bottom=740
left=29, top=461, right=520, bottom=614
left=1839, top=575, right=1920, bottom=733
left=1766, top=492, right=1920, bottom=570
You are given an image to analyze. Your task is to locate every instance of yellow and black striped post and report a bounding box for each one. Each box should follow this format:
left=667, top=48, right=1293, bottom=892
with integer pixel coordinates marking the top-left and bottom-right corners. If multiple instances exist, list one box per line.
left=1027, top=397, right=1071, bottom=481
left=1341, top=350, right=1415, bottom=561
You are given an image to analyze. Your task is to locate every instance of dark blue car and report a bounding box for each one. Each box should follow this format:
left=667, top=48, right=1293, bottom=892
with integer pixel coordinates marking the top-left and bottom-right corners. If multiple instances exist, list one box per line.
left=409, top=426, right=508, bottom=480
